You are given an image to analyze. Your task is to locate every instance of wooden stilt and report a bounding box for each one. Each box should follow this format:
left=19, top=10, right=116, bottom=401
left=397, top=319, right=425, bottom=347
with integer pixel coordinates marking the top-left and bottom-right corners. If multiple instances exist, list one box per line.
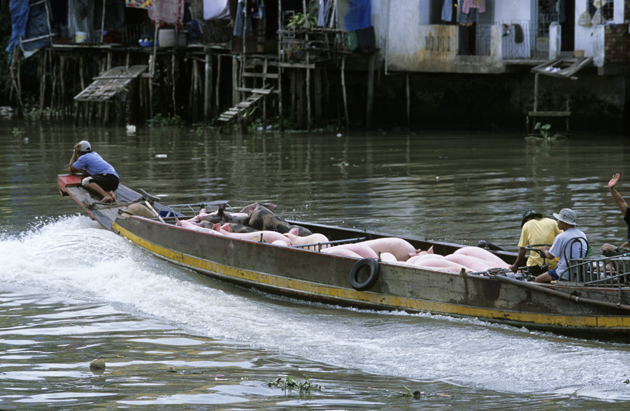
left=171, top=54, right=176, bottom=118
left=277, top=0, right=284, bottom=132
left=314, top=67, right=322, bottom=125
left=60, top=56, right=66, bottom=120
left=366, top=53, right=375, bottom=129
left=204, top=53, right=212, bottom=122
left=262, top=58, right=268, bottom=131
left=216, top=55, right=221, bottom=116
left=290, top=70, right=296, bottom=125
left=232, top=55, right=238, bottom=107
left=341, top=57, right=349, bottom=132
left=39, top=51, right=46, bottom=120
left=406, top=72, right=410, bottom=130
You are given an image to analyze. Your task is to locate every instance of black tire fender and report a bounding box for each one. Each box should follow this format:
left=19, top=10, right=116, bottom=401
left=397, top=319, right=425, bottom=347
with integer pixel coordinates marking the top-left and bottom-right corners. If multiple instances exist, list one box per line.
left=349, top=258, right=380, bottom=291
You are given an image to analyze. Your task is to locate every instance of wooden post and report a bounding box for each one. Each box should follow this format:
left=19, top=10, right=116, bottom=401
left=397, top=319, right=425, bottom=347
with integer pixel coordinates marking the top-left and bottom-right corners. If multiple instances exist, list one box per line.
left=532, top=72, right=539, bottom=133
left=406, top=72, right=410, bottom=130
left=341, top=57, right=349, bottom=132
left=60, top=56, right=66, bottom=120
left=204, top=52, right=212, bottom=121
left=314, top=67, right=322, bottom=125
left=39, top=51, right=46, bottom=120
left=171, top=53, right=176, bottom=118
left=216, top=55, right=221, bottom=115
left=277, top=0, right=284, bottom=131
left=262, top=58, right=268, bottom=131
left=366, top=53, right=375, bottom=129
left=289, top=70, right=297, bottom=124
left=303, top=0, right=311, bottom=131
left=566, top=98, right=570, bottom=134
left=232, top=55, right=238, bottom=107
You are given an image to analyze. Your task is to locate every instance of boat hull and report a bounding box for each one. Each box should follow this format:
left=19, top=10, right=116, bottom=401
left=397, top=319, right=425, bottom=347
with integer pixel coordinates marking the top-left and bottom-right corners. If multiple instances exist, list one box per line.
left=112, top=215, right=630, bottom=338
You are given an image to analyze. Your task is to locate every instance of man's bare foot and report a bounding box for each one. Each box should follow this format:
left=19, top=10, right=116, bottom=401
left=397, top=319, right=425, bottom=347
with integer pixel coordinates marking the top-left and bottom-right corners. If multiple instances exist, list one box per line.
left=101, top=196, right=115, bottom=203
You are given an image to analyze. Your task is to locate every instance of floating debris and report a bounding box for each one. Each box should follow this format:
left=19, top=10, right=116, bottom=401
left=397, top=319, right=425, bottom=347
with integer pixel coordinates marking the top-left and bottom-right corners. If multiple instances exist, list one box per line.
left=89, top=357, right=105, bottom=375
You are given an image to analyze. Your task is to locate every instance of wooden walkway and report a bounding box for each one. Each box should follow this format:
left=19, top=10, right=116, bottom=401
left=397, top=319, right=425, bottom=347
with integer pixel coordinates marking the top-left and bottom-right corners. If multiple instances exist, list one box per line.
left=74, top=65, right=148, bottom=102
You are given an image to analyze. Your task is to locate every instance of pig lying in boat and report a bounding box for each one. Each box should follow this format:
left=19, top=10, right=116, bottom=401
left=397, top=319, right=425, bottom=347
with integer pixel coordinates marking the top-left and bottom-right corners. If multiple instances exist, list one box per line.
left=177, top=205, right=509, bottom=273
left=192, top=203, right=312, bottom=236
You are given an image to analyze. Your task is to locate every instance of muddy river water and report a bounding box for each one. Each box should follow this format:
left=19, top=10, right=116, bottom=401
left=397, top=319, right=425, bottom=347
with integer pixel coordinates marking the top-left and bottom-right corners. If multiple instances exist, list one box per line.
left=1, top=122, right=630, bottom=409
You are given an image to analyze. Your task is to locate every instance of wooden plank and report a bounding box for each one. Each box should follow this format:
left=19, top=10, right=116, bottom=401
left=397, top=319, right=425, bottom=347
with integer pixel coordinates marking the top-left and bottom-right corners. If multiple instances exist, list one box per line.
left=278, top=62, right=315, bottom=69
left=242, top=73, right=279, bottom=79
left=531, top=58, right=563, bottom=73
left=252, top=88, right=273, bottom=95
left=236, top=87, right=279, bottom=94
left=528, top=111, right=571, bottom=117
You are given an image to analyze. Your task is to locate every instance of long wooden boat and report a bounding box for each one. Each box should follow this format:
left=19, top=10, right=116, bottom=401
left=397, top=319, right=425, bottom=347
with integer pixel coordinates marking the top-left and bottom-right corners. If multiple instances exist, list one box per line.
left=58, top=175, right=630, bottom=339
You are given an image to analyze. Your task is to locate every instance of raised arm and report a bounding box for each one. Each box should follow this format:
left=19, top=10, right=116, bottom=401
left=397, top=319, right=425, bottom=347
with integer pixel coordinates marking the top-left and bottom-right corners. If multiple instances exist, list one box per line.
left=608, top=173, right=629, bottom=216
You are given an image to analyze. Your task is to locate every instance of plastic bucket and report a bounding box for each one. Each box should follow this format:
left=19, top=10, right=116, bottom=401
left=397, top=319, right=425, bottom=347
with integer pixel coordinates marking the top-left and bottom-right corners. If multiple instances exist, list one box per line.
left=158, top=28, right=176, bottom=48
left=75, top=31, right=87, bottom=43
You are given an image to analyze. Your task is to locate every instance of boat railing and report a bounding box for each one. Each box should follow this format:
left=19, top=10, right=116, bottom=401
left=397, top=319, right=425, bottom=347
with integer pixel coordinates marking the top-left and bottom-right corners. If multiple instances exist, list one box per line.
left=291, top=237, right=367, bottom=252
left=567, top=254, right=630, bottom=286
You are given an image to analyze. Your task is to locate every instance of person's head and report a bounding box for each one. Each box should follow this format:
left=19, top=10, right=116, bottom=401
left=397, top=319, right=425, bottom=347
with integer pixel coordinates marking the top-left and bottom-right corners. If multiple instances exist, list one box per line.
left=78, top=140, right=92, bottom=155
left=553, top=208, right=577, bottom=229
left=521, top=208, right=542, bottom=228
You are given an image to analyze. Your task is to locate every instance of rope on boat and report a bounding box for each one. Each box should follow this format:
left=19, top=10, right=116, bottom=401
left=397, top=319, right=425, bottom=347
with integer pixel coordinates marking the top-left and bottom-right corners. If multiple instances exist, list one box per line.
left=489, top=273, right=630, bottom=312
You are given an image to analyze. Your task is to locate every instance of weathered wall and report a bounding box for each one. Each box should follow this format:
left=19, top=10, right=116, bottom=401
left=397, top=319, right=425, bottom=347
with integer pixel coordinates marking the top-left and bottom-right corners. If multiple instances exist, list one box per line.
left=604, top=1, right=630, bottom=64
left=329, top=68, right=627, bottom=134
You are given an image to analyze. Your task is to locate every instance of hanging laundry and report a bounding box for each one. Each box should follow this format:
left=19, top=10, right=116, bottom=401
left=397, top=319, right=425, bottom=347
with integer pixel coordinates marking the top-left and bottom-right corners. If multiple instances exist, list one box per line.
left=148, top=0, right=183, bottom=25
left=457, top=3, right=478, bottom=25
left=462, top=0, right=485, bottom=14
left=441, top=0, right=453, bottom=22
left=233, top=0, right=253, bottom=37
left=513, top=24, right=524, bottom=44
left=125, top=0, right=153, bottom=10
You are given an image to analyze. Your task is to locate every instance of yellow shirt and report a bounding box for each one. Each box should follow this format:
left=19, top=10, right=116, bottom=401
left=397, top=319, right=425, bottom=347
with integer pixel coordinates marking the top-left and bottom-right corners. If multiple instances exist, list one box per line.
left=518, top=218, right=563, bottom=269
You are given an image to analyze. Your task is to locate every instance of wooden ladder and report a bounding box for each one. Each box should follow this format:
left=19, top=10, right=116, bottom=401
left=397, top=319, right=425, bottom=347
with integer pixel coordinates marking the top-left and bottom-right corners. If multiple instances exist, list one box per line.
left=218, top=85, right=274, bottom=122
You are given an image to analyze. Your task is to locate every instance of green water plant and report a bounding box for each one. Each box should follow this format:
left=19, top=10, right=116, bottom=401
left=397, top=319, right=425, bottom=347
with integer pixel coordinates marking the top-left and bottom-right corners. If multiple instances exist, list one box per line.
left=268, top=375, right=320, bottom=396
left=526, top=123, right=568, bottom=141
left=534, top=122, right=551, bottom=139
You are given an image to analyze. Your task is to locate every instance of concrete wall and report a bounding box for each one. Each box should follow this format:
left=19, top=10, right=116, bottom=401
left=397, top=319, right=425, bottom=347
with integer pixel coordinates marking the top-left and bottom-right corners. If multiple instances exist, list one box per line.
left=495, top=0, right=531, bottom=22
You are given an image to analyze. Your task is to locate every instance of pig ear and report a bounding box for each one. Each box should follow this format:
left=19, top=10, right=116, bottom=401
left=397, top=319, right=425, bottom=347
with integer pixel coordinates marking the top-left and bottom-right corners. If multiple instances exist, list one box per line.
left=176, top=218, right=181, bottom=226
left=221, top=223, right=230, bottom=231
left=427, top=246, right=434, bottom=254
left=212, top=223, right=221, bottom=231
left=264, top=203, right=278, bottom=212
left=239, top=203, right=256, bottom=214
left=289, top=227, right=299, bottom=236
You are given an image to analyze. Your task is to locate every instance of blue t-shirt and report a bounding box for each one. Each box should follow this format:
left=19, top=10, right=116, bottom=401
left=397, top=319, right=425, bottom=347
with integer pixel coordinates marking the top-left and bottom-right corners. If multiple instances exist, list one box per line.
left=73, top=152, right=118, bottom=178
left=549, top=228, right=587, bottom=280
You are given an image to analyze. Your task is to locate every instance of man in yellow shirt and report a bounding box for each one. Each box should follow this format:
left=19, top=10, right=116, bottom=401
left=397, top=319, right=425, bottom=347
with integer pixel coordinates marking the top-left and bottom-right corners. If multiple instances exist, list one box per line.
left=509, top=209, right=563, bottom=275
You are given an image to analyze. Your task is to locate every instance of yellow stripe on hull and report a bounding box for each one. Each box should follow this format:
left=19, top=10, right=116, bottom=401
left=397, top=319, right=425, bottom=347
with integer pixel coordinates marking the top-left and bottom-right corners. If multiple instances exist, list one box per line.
left=113, top=222, right=630, bottom=331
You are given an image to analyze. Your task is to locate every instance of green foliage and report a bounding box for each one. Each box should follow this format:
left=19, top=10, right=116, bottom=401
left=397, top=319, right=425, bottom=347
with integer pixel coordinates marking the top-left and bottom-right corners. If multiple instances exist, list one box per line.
left=147, top=113, right=184, bottom=127
left=534, top=122, right=552, bottom=139
left=268, top=375, right=320, bottom=397
left=287, top=12, right=318, bottom=30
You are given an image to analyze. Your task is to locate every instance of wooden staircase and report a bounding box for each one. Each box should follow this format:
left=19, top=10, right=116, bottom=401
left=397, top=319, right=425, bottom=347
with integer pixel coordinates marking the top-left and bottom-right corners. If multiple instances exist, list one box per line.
left=218, top=56, right=278, bottom=125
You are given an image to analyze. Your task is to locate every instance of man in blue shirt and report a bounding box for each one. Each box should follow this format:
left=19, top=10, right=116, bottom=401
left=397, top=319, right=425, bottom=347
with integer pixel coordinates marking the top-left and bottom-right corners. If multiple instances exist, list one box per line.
left=601, top=173, right=630, bottom=253
left=69, top=140, right=119, bottom=203
left=535, top=208, right=588, bottom=283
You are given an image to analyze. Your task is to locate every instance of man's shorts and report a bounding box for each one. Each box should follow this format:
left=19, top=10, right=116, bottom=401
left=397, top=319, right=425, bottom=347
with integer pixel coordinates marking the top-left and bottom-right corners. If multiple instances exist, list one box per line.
left=82, top=174, right=119, bottom=192
left=526, top=265, right=544, bottom=276
left=548, top=268, right=559, bottom=281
